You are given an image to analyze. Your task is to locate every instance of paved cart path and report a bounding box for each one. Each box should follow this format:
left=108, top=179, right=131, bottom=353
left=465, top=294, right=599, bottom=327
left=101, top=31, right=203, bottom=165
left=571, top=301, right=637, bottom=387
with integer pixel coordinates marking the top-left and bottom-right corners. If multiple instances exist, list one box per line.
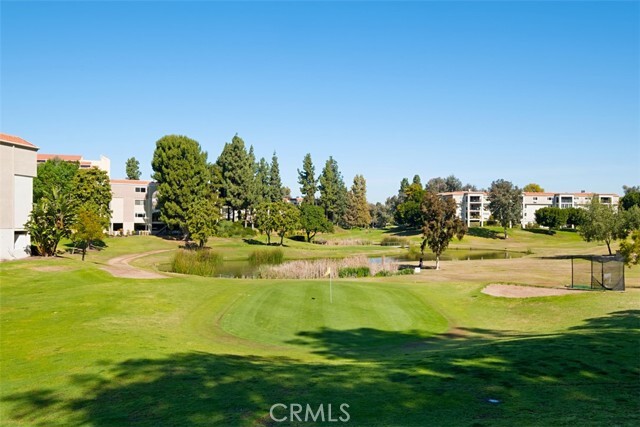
left=102, top=250, right=171, bottom=279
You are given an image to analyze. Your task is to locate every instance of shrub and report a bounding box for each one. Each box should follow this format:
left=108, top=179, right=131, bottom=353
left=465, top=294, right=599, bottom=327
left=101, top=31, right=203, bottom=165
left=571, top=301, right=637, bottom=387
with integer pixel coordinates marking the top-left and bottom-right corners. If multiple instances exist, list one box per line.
left=313, top=238, right=328, bottom=245
left=380, top=236, right=409, bottom=247
left=215, top=220, right=256, bottom=238
left=338, top=266, right=370, bottom=278
left=171, top=249, right=223, bottom=276
left=248, top=249, right=284, bottom=266
left=396, top=268, right=414, bottom=275
left=374, top=270, right=392, bottom=277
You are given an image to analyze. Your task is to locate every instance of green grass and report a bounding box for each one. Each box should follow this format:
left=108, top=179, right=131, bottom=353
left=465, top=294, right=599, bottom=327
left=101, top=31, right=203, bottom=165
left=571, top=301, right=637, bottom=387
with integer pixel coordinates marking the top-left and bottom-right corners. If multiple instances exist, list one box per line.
left=1, top=231, right=639, bottom=426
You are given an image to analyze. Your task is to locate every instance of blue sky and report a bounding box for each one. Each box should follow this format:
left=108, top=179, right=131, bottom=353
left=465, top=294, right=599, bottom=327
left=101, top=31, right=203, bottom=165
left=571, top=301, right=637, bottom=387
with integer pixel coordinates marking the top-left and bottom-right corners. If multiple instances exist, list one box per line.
left=2, top=1, right=638, bottom=202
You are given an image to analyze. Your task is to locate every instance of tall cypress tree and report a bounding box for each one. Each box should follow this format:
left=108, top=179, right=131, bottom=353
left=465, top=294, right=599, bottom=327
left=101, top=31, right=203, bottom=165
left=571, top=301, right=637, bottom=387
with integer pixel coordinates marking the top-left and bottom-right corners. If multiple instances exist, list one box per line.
left=151, top=135, right=210, bottom=233
left=297, top=153, right=317, bottom=205
left=215, top=135, right=252, bottom=221
left=269, top=151, right=283, bottom=202
left=319, top=156, right=348, bottom=224
left=344, top=174, right=371, bottom=228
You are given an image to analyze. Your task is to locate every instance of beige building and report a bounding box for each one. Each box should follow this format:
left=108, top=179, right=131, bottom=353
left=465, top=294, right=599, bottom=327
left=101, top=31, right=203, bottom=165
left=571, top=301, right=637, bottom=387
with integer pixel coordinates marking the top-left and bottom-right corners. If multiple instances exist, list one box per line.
left=440, top=191, right=491, bottom=226
left=0, top=133, right=39, bottom=260
left=109, top=180, right=159, bottom=234
left=37, top=153, right=110, bottom=176
left=521, top=191, right=619, bottom=226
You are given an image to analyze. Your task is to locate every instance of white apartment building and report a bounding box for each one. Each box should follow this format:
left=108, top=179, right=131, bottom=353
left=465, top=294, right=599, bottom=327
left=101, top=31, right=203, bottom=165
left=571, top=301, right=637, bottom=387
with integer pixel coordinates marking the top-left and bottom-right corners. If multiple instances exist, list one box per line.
left=440, top=191, right=491, bottom=227
left=37, top=153, right=110, bottom=176
left=109, top=180, right=159, bottom=235
left=521, top=191, right=619, bottom=227
left=0, top=133, right=39, bottom=260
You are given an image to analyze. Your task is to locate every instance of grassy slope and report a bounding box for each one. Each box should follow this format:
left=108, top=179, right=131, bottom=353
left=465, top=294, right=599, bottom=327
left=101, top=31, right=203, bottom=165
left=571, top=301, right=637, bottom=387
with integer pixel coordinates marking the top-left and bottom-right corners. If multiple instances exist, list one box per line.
left=1, top=231, right=639, bottom=426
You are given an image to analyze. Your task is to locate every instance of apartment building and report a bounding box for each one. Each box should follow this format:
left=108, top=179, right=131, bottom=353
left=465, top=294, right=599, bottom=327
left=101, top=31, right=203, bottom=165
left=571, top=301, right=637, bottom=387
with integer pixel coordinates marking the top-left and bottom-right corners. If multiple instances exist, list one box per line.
left=440, top=191, right=491, bottom=227
left=37, top=153, right=110, bottom=176
left=521, top=191, right=619, bottom=227
left=0, top=133, right=39, bottom=260
left=109, top=180, right=160, bottom=235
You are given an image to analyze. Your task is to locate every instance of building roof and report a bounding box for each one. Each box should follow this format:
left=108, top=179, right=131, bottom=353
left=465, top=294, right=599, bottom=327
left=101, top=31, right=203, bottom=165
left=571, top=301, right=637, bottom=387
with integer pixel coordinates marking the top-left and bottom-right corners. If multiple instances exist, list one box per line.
left=0, top=133, right=39, bottom=150
left=37, top=153, right=83, bottom=162
left=110, top=179, right=152, bottom=185
left=439, top=191, right=487, bottom=196
left=523, top=192, right=556, bottom=196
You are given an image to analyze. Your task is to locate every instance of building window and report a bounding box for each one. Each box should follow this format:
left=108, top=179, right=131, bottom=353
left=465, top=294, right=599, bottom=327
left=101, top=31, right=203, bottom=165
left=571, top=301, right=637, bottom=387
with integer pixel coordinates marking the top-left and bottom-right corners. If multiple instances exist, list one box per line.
left=135, top=187, right=146, bottom=193
left=135, top=213, right=146, bottom=218
left=135, top=200, right=145, bottom=206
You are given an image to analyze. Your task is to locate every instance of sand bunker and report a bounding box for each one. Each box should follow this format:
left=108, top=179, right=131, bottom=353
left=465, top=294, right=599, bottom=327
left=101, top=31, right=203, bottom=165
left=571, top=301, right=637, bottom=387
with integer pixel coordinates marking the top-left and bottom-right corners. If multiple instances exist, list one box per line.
left=482, top=284, right=584, bottom=298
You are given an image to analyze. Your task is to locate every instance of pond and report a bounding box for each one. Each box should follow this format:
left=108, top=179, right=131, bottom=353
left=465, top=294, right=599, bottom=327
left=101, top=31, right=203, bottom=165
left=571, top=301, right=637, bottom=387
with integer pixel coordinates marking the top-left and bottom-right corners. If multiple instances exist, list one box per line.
left=173, top=249, right=527, bottom=278
left=369, top=249, right=526, bottom=264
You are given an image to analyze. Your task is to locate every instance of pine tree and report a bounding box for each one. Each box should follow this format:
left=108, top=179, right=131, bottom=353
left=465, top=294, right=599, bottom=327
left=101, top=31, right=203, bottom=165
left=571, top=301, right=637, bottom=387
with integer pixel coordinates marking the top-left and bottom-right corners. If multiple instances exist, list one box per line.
left=269, top=151, right=283, bottom=202
left=297, top=153, right=317, bottom=205
left=125, top=157, right=141, bottom=180
left=151, top=134, right=211, bottom=234
left=215, top=135, right=253, bottom=221
left=344, top=175, right=372, bottom=228
left=318, top=157, right=348, bottom=224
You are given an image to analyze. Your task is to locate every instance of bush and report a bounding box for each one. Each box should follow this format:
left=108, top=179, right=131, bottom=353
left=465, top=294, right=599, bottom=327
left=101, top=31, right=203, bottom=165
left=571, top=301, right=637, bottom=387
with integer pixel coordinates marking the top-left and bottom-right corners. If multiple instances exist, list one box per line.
left=380, top=236, right=409, bottom=247
left=313, top=238, right=328, bottom=245
left=215, top=220, right=256, bottom=238
left=396, top=268, right=414, bottom=275
left=338, top=266, right=370, bottom=278
left=171, top=249, right=223, bottom=276
left=248, top=249, right=284, bottom=266
left=374, top=270, right=392, bottom=277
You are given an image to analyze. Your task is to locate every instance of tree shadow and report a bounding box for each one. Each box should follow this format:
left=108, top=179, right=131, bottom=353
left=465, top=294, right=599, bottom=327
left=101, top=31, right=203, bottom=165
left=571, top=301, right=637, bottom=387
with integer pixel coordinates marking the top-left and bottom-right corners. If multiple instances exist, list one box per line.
left=242, top=238, right=266, bottom=246
left=382, top=226, right=421, bottom=237
left=466, top=228, right=500, bottom=239
left=3, top=311, right=638, bottom=426
left=522, top=228, right=555, bottom=236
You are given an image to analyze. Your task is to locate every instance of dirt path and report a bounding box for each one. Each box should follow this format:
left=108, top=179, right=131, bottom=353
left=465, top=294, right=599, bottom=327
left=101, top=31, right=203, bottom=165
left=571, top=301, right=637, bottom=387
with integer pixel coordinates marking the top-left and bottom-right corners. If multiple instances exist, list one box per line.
left=101, top=250, right=171, bottom=279
left=482, top=283, right=586, bottom=298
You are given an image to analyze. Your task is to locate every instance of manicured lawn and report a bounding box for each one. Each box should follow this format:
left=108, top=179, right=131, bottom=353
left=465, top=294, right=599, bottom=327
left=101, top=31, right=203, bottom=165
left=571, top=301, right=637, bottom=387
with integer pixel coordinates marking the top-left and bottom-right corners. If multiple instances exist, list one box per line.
left=1, top=231, right=638, bottom=426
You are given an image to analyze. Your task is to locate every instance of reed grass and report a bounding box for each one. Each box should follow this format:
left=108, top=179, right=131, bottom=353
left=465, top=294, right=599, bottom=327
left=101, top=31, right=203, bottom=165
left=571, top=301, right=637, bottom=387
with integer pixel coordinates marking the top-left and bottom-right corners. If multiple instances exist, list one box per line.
left=248, top=249, right=284, bottom=265
left=171, top=249, right=223, bottom=276
left=258, top=255, right=398, bottom=279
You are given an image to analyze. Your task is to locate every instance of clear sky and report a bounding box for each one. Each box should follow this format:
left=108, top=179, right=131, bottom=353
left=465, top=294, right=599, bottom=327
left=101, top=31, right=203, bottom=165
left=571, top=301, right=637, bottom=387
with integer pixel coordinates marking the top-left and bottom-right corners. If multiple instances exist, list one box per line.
left=2, top=1, right=638, bottom=202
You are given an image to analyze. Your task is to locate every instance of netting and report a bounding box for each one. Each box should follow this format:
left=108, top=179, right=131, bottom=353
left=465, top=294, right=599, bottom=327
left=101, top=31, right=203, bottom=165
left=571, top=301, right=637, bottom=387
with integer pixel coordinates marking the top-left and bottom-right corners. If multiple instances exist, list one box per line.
left=570, top=255, right=625, bottom=291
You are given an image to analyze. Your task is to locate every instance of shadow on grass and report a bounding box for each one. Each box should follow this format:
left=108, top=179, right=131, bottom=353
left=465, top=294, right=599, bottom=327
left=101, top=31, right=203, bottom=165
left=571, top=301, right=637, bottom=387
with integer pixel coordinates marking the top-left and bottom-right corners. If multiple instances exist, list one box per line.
left=4, top=311, right=639, bottom=426
left=466, top=228, right=501, bottom=239
left=522, top=228, right=555, bottom=236
left=242, top=238, right=266, bottom=246
left=382, top=226, right=421, bottom=237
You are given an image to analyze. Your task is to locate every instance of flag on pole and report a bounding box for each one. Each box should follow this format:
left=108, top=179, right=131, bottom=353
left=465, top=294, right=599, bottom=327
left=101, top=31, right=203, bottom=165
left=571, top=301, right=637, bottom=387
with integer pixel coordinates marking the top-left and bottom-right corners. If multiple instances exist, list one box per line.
left=324, top=267, right=331, bottom=277
left=325, top=267, right=333, bottom=303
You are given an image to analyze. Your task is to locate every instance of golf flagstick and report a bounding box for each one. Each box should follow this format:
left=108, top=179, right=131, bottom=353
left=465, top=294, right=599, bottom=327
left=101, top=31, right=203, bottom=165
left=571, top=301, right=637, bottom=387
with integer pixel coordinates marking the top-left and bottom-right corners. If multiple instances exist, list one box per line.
left=325, top=267, right=332, bottom=303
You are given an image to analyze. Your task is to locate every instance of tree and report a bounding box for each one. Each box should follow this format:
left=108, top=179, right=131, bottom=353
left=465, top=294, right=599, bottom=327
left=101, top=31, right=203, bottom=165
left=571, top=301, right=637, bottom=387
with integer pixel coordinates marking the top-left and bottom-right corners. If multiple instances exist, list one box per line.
left=344, top=175, right=372, bottom=228
left=620, top=186, right=640, bottom=211
left=425, top=175, right=464, bottom=193
left=186, top=196, right=220, bottom=248
left=420, top=192, right=467, bottom=269
left=215, top=135, right=253, bottom=222
left=393, top=183, right=425, bottom=228
left=25, top=186, right=76, bottom=256
left=299, top=204, right=333, bottom=242
left=318, top=157, right=348, bottom=224
left=566, top=207, right=587, bottom=228
left=298, top=153, right=317, bottom=205
left=578, top=199, right=631, bottom=255
left=523, top=183, right=544, bottom=193
left=369, top=202, right=392, bottom=228
left=412, top=175, right=422, bottom=186
left=152, top=135, right=211, bottom=235
left=71, top=168, right=112, bottom=225
left=272, top=201, right=300, bottom=245
left=33, top=158, right=79, bottom=203
left=269, top=152, right=283, bottom=202
left=534, top=207, right=568, bottom=231
left=255, top=202, right=276, bottom=245
left=620, top=230, right=640, bottom=267
left=72, top=205, right=106, bottom=261
left=126, top=157, right=141, bottom=180
left=488, top=179, right=522, bottom=239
